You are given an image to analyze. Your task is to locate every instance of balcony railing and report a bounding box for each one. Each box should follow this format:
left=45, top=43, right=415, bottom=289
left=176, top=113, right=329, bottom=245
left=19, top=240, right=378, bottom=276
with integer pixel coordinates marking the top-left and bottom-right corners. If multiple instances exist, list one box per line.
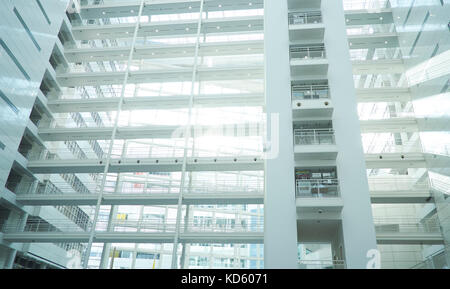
left=294, top=129, right=335, bottom=145
left=292, top=84, right=330, bottom=100
left=368, top=178, right=429, bottom=192
left=296, top=179, right=340, bottom=198
left=290, top=45, right=326, bottom=60
left=1, top=218, right=264, bottom=234
left=288, top=11, right=322, bottom=25
left=298, top=259, right=345, bottom=269
left=373, top=218, right=442, bottom=234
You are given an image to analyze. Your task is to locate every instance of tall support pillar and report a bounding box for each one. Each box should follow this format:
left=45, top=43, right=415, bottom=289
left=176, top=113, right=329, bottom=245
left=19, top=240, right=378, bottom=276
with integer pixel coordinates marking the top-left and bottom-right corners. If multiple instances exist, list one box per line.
left=263, top=0, right=298, bottom=269
left=322, top=0, right=378, bottom=268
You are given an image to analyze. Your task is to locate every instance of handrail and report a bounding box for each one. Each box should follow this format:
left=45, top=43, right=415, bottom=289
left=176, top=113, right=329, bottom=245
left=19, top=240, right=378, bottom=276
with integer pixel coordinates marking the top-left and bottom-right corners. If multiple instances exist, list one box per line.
left=290, top=45, right=326, bottom=59
left=298, top=259, right=345, bottom=269
left=295, top=178, right=340, bottom=198
left=373, top=218, right=441, bottom=234
left=288, top=11, right=322, bottom=25
left=292, top=84, right=329, bottom=100
left=1, top=218, right=265, bottom=234
left=294, top=128, right=335, bottom=145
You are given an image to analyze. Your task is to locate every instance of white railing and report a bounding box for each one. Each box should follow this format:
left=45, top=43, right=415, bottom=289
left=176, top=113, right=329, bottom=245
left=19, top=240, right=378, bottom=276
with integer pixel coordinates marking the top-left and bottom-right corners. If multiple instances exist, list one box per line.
left=430, top=178, right=450, bottom=195
left=26, top=178, right=264, bottom=196
left=410, top=247, right=449, bottom=269
left=294, top=129, right=335, bottom=145
left=298, top=259, right=345, bottom=269
left=368, top=178, right=429, bottom=192
left=373, top=218, right=441, bottom=234
left=290, top=45, right=326, bottom=59
left=296, top=179, right=340, bottom=198
left=288, top=11, right=322, bottom=25
left=292, top=84, right=329, bottom=100
left=1, top=218, right=264, bottom=234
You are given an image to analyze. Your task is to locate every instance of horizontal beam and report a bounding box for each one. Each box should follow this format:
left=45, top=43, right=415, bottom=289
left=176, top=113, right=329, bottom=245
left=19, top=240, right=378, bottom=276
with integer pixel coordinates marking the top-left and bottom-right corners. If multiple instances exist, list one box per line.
left=365, top=153, right=427, bottom=169
left=352, top=59, right=405, bottom=75
left=64, top=40, right=264, bottom=62
left=27, top=156, right=264, bottom=174
left=16, top=193, right=265, bottom=206
left=72, top=16, right=263, bottom=40
left=57, top=66, right=263, bottom=86
left=356, top=88, right=411, bottom=103
left=344, top=9, right=394, bottom=26
left=4, top=231, right=442, bottom=245
left=47, top=93, right=263, bottom=113
left=348, top=33, right=399, bottom=49
left=38, top=122, right=263, bottom=141
left=370, top=190, right=433, bottom=204
left=360, top=118, right=418, bottom=133
left=3, top=232, right=265, bottom=244
left=80, top=0, right=264, bottom=19
left=17, top=190, right=431, bottom=206
left=375, top=233, right=444, bottom=245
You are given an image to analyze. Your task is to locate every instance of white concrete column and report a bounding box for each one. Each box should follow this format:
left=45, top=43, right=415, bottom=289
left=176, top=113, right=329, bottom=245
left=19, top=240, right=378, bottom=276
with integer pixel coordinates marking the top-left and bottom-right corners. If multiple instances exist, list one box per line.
left=263, top=0, right=298, bottom=269
left=321, top=0, right=378, bottom=269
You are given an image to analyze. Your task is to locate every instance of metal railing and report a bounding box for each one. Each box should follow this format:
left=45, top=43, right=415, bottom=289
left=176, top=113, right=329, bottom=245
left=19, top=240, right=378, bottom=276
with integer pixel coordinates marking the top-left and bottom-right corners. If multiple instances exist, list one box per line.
left=296, top=179, right=340, bottom=198
left=367, top=178, right=430, bottom=192
left=290, top=45, right=326, bottom=59
left=1, top=218, right=264, bottom=234
left=430, top=178, right=450, bottom=195
left=21, top=178, right=264, bottom=196
left=410, top=247, right=449, bottom=269
left=294, top=129, right=335, bottom=145
left=288, top=11, right=322, bottom=25
left=373, top=218, right=442, bottom=234
left=298, top=259, right=345, bottom=269
left=292, top=84, right=329, bottom=100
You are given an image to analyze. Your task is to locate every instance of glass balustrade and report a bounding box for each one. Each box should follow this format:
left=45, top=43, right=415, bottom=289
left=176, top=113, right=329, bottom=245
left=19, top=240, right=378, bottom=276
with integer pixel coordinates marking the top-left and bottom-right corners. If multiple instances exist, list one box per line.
left=294, top=129, right=335, bottom=145
left=295, top=178, right=340, bottom=198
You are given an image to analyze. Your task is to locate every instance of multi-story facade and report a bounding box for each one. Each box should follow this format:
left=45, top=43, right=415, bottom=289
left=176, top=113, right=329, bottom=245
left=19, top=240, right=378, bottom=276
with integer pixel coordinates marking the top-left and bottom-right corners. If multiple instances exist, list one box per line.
left=0, top=0, right=448, bottom=269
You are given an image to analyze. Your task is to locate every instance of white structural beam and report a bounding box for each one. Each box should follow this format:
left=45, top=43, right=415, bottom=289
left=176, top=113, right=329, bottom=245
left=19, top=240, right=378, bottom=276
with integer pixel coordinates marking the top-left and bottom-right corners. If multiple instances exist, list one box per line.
left=48, top=94, right=264, bottom=112
left=57, top=66, right=263, bottom=87
left=370, top=190, right=433, bottom=204
left=38, top=122, right=263, bottom=141
left=323, top=0, right=378, bottom=269
left=3, top=232, right=265, bottom=244
left=71, top=16, right=264, bottom=40
left=375, top=233, right=444, bottom=245
left=348, top=33, right=399, bottom=49
left=360, top=118, right=418, bottom=133
left=365, top=153, right=427, bottom=169
left=352, top=59, right=405, bottom=75
left=64, top=41, right=264, bottom=62
left=263, top=0, right=298, bottom=269
left=46, top=88, right=410, bottom=114
left=344, top=9, right=394, bottom=25
left=3, top=231, right=443, bottom=245
left=27, top=156, right=264, bottom=174
left=15, top=193, right=265, bottom=206
left=80, top=0, right=264, bottom=19
left=16, top=190, right=433, bottom=206
left=356, top=88, right=411, bottom=103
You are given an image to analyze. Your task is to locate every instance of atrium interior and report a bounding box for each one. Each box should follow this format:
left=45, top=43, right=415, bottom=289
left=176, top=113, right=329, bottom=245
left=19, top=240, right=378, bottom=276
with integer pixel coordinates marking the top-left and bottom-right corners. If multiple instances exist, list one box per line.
left=0, top=0, right=449, bottom=269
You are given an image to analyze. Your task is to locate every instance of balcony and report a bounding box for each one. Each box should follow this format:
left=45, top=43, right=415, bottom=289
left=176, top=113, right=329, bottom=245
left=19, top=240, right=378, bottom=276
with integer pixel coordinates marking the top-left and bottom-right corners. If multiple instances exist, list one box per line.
left=288, top=11, right=325, bottom=41
left=293, top=129, right=338, bottom=160
left=290, top=45, right=328, bottom=77
left=292, top=84, right=333, bottom=117
left=295, top=178, right=343, bottom=212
